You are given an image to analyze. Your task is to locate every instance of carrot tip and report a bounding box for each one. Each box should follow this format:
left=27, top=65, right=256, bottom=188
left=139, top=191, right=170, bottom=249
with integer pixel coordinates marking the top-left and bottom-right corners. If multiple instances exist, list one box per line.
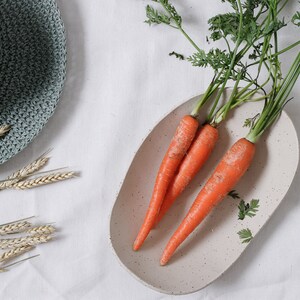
left=160, top=258, right=168, bottom=266
left=133, top=241, right=140, bottom=251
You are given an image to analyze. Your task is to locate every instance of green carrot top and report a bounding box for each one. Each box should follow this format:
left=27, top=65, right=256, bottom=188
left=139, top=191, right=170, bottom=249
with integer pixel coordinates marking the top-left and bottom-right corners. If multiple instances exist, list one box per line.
left=245, top=1, right=300, bottom=143
left=145, top=0, right=300, bottom=129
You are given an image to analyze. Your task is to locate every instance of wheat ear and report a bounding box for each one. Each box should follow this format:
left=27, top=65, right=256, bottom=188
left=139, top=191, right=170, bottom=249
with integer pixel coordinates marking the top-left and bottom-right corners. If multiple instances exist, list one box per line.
left=0, top=234, right=53, bottom=249
left=0, top=125, right=11, bottom=137
left=11, top=172, right=77, bottom=190
left=26, top=225, right=56, bottom=235
left=0, top=221, right=32, bottom=236
left=0, top=245, right=34, bottom=263
left=0, top=151, right=51, bottom=190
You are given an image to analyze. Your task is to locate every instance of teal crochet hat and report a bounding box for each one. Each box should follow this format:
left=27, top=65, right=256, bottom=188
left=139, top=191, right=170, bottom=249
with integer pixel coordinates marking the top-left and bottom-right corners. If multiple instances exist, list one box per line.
left=0, top=0, right=67, bottom=164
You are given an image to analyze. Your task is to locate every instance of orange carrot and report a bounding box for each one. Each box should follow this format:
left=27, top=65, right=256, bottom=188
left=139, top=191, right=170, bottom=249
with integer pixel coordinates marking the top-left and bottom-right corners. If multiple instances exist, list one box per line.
left=133, top=115, right=199, bottom=251
left=155, top=124, right=219, bottom=226
left=160, top=138, right=255, bottom=265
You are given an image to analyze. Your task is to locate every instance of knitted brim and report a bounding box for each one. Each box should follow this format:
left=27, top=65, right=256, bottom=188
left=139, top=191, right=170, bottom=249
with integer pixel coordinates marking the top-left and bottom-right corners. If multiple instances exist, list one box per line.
left=0, top=0, right=67, bottom=164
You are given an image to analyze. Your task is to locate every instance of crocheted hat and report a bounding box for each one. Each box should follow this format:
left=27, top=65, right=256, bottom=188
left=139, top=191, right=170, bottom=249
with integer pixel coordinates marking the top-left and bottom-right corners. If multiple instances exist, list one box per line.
left=0, top=0, right=66, bottom=164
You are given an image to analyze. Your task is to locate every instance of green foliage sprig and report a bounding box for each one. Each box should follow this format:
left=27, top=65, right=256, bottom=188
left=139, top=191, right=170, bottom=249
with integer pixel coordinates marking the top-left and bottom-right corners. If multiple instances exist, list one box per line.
left=145, top=0, right=299, bottom=123
left=238, top=228, right=253, bottom=243
left=238, top=199, right=260, bottom=220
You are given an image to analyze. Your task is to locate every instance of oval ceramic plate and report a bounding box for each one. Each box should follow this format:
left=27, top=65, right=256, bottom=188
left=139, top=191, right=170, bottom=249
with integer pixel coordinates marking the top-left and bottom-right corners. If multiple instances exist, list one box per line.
left=110, top=92, right=299, bottom=295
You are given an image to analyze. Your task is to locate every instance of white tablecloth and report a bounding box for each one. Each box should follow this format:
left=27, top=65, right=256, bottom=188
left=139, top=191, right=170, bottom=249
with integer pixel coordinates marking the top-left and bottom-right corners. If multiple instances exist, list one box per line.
left=0, top=0, right=300, bottom=299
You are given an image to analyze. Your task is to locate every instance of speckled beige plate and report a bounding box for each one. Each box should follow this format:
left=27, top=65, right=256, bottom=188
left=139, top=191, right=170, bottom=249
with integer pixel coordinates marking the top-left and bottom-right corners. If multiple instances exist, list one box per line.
left=110, top=92, right=299, bottom=295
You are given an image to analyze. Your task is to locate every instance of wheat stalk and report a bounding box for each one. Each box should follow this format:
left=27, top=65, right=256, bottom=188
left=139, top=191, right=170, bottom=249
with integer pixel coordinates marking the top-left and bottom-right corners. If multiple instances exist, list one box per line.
left=0, top=221, right=32, bottom=236
left=0, top=254, right=40, bottom=272
left=0, top=216, right=35, bottom=227
left=0, top=234, right=53, bottom=249
left=0, top=151, right=51, bottom=190
left=0, top=245, right=34, bottom=263
left=11, top=172, right=77, bottom=190
left=0, top=125, right=11, bottom=137
left=26, top=225, right=56, bottom=235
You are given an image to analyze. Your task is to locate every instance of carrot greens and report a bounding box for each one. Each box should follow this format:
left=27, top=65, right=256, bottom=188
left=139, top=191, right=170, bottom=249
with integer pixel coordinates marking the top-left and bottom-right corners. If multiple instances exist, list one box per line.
left=292, top=11, right=300, bottom=27
left=238, top=199, right=260, bottom=220
left=168, top=51, right=184, bottom=60
left=228, top=190, right=241, bottom=199
left=145, top=0, right=297, bottom=126
left=238, top=228, right=253, bottom=243
left=246, top=53, right=300, bottom=143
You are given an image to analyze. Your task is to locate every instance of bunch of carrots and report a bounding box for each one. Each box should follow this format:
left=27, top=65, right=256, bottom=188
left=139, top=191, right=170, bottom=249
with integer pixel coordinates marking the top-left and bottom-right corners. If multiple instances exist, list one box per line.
left=133, top=0, right=300, bottom=265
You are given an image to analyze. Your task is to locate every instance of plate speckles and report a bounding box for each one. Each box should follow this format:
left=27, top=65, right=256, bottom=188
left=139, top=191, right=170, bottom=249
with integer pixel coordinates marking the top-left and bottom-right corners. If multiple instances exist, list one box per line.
left=109, top=93, right=299, bottom=295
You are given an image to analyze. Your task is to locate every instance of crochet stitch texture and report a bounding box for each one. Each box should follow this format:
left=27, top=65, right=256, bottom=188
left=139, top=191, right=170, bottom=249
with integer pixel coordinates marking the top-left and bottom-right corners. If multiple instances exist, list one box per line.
left=0, top=0, right=67, bottom=164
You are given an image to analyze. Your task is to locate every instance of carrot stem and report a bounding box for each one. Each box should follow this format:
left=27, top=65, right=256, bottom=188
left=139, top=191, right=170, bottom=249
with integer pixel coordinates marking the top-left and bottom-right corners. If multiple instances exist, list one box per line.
left=246, top=52, right=300, bottom=143
left=191, top=79, right=219, bottom=117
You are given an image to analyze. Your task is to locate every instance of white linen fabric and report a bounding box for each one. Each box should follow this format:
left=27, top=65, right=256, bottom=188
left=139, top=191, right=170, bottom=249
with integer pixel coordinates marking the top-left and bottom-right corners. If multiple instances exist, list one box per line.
left=0, top=0, right=299, bottom=299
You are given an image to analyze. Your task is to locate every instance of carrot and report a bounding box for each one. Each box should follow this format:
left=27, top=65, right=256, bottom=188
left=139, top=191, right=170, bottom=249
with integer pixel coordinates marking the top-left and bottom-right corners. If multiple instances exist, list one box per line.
left=133, top=115, right=199, bottom=251
left=154, top=124, right=219, bottom=226
left=160, top=138, right=255, bottom=265
left=160, top=50, right=300, bottom=266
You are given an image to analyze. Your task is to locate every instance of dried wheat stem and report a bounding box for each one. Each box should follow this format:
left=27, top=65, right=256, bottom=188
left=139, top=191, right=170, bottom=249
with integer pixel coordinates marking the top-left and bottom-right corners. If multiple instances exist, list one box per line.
left=0, top=125, right=11, bottom=137
left=0, top=245, right=34, bottom=263
left=0, top=216, right=35, bottom=227
left=0, top=234, right=53, bottom=249
left=0, top=254, right=40, bottom=272
left=0, top=221, right=32, bottom=236
left=27, top=225, right=56, bottom=236
left=11, top=172, right=77, bottom=190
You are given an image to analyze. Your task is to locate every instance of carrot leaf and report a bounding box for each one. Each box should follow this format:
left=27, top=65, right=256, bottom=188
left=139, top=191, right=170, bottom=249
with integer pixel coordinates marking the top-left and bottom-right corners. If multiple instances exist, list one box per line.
left=237, top=228, right=253, bottom=243
left=145, top=0, right=181, bottom=28
left=145, top=5, right=171, bottom=26
left=228, top=190, right=240, bottom=199
left=292, top=11, right=300, bottom=27
left=187, top=49, right=232, bottom=71
left=243, top=113, right=260, bottom=128
left=169, top=51, right=184, bottom=60
left=243, top=118, right=252, bottom=128
left=238, top=199, right=260, bottom=220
